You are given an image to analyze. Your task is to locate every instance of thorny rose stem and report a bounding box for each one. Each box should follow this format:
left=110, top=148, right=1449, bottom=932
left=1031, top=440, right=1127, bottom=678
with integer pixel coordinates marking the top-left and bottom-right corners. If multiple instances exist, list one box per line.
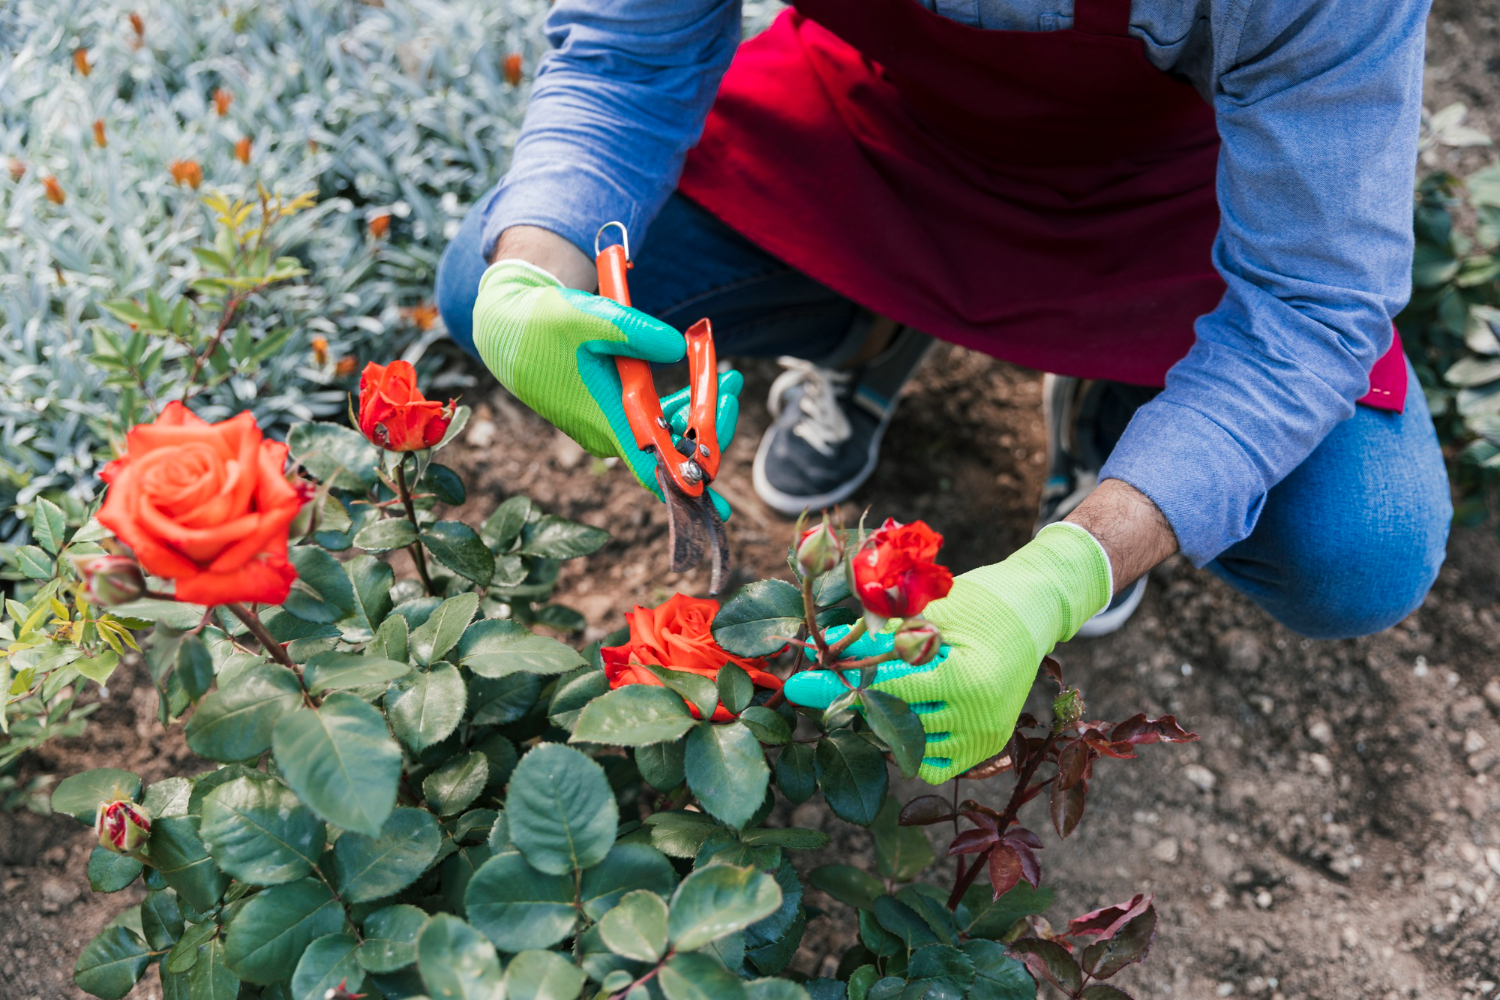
left=223, top=602, right=298, bottom=672
left=394, top=459, right=437, bottom=596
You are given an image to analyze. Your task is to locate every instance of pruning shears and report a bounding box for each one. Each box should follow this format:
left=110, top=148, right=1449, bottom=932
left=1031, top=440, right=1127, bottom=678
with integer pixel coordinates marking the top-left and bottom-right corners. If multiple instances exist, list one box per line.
left=595, top=222, right=730, bottom=594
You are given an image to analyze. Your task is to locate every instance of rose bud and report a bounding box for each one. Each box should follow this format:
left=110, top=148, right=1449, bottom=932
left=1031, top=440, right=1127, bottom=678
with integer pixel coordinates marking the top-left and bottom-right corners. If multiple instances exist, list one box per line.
left=795, top=518, right=843, bottom=577
left=1052, top=687, right=1084, bottom=729
left=852, top=518, right=954, bottom=619
left=70, top=554, right=147, bottom=607
left=96, top=799, right=151, bottom=856
left=357, top=360, right=455, bottom=452
left=893, top=618, right=942, bottom=665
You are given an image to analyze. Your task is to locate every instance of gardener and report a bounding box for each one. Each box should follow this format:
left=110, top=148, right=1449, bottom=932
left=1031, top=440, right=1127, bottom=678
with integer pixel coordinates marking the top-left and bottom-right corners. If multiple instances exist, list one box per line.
left=437, top=0, right=1451, bottom=776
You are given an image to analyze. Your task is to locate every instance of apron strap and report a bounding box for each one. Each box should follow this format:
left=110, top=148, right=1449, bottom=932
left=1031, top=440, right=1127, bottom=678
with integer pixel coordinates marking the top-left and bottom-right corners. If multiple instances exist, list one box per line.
left=1073, top=0, right=1132, bottom=36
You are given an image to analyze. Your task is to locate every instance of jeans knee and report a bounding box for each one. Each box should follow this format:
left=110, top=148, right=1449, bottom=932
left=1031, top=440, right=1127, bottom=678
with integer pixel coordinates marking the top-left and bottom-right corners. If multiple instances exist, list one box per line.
left=436, top=238, right=481, bottom=359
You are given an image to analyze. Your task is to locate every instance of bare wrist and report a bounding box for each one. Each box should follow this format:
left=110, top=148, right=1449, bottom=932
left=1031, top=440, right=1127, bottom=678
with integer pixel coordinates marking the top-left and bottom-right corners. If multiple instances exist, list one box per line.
left=490, top=225, right=595, bottom=291
left=1062, top=478, right=1178, bottom=594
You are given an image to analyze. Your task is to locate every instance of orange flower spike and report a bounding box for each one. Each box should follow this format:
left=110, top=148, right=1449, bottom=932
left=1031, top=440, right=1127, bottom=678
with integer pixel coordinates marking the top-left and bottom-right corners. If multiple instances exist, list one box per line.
left=311, top=337, right=329, bottom=366
left=213, top=88, right=232, bottom=116
left=234, top=137, right=252, bottom=164
left=129, top=12, right=145, bottom=40
left=93, top=119, right=107, bottom=148
left=401, top=303, right=439, bottom=332
left=169, top=160, right=203, bottom=189
left=42, top=175, right=65, bottom=205
left=504, top=52, right=524, bottom=87
left=334, top=356, right=358, bottom=378
left=74, top=48, right=91, bottom=77
left=368, top=213, right=391, bottom=239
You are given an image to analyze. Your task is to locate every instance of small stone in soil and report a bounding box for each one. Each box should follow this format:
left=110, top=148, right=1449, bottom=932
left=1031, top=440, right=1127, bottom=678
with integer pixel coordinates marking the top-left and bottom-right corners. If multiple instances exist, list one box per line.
left=1184, top=763, right=1217, bottom=792
left=1484, top=678, right=1500, bottom=711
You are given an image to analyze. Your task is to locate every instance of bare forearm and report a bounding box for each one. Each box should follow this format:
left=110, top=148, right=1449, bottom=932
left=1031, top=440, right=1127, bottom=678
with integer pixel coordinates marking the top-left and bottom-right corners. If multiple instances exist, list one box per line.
left=490, top=225, right=596, bottom=291
left=1063, top=478, right=1178, bottom=593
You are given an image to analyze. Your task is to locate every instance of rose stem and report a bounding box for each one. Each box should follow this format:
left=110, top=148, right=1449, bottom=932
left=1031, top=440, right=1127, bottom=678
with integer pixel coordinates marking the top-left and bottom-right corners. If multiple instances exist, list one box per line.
left=826, top=618, right=868, bottom=659
left=832, top=649, right=899, bottom=675
left=801, top=575, right=832, bottom=665
left=224, top=602, right=298, bottom=672
left=394, top=459, right=437, bottom=597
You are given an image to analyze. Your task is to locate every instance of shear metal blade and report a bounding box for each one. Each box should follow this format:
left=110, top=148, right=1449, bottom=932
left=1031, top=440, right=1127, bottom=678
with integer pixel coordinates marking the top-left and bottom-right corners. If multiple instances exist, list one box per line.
left=655, top=465, right=731, bottom=594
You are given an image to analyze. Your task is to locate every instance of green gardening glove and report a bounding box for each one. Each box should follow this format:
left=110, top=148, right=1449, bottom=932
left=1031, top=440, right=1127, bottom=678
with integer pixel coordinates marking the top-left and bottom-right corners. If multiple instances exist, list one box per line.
left=783, top=523, right=1112, bottom=783
left=471, top=259, right=743, bottom=519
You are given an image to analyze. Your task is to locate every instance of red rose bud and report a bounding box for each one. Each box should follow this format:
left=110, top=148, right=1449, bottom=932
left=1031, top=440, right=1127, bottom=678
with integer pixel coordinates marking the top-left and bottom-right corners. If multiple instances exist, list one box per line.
left=96, top=799, right=151, bottom=855
left=893, top=618, right=942, bottom=665
left=357, top=360, right=454, bottom=452
left=70, top=554, right=147, bottom=607
left=852, top=518, right=954, bottom=618
left=795, top=518, right=843, bottom=577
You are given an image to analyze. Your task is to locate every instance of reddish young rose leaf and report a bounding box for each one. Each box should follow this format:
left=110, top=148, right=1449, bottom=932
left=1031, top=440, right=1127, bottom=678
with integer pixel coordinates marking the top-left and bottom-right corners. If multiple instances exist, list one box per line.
left=1009, top=937, right=1083, bottom=994
left=1067, top=893, right=1151, bottom=940
left=899, top=795, right=957, bottom=826
left=1050, top=779, right=1087, bottom=839
left=1014, top=713, right=1041, bottom=731
left=961, top=750, right=1015, bottom=780
left=1107, top=714, right=1199, bottom=746
left=1080, top=906, right=1158, bottom=980
left=1006, top=841, right=1041, bottom=889
left=1056, top=740, right=1089, bottom=791
left=948, top=827, right=999, bottom=856
left=1041, top=656, right=1064, bottom=688
left=960, top=809, right=998, bottom=832
left=1004, top=827, right=1042, bottom=850
left=1081, top=986, right=1136, bottom=1000
left=959, top=800, right=1002, bottom=822
left=988, top=844, right=1023, bottom=899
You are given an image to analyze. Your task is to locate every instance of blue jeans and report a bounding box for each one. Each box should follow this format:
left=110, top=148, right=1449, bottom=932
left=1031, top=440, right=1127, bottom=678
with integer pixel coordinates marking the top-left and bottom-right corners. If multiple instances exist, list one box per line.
left=438, top=192, right=1452, bottom=640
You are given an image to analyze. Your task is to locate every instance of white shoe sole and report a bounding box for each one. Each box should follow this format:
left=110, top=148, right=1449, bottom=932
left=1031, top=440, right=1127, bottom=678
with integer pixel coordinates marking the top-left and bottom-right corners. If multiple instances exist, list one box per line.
left=1075, top=574, right=1148, bottom=638
left=751, top=409, right=893, bottom=516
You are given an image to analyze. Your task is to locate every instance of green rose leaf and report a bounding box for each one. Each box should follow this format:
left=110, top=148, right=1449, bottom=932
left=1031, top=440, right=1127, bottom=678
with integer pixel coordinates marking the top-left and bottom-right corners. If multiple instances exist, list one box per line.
left=149, top=816, right=229, bottom=912
left=272, top=692, right=402, bottom=838
left=199, top=776, right=325, bottom=885
left=87, top=847, right=144, bottom=893
left=369, top=613, right=411, bottom=663
left=746, top=979, right=813, bottom=1000
left=717, top=662, right=755, bottom=716
left=418, top=913, right=506, bottom=1000
left=302, top=651, right=412, bottom=693
left=860, top=689, right=926, bottom=780
left=774, top=743, right=817, bottom=804
left=291, top=932, right=363, bottom=1000
left=32, top=497, right=66, bottom=555
left=872, top=796, right=936, bottom=882
left=517, top=514, right=610, bottom=560
left=331, top=807, right=442, bottom=902
left=597, top=889, right=670, bottom=962
left=641, top=663, right=718, bottom=720
left=684, top=721, right=768, bottom=829
left=287, top=422, right=380, bottom=491
left=741, top=827, right=830, bottom=851
left=465, top=851, right=578, bottom=952
left=571, top=684, right=696, bottom=746
left=668, top=864, right=783, bottom=952
left=282, top=546, right=357, bottom=623
left=73, top=925, right=152, bottom=1000
left=738, top=706, right=791, bottom=745
left=578, top=842, right=677, bottom=920
left=176, top=633, right=215, bottom=702
left=164, top=921, right=216, bottom=975
left=457, top=617, right=587, bottom=677
left=140, top=889, right=184, bottom=951
left=504, top=949, right=587, bottom=1000
left=807, top=865, right=884, bottom=911
left=815, top=731, right=888, bottom=827
left=353, top=517, right=419, bottom=553
left=184, top=663, right=303, bottom=762
left=636, top=738, right=687, bottom=791
left=423, top=751, right=490, bottom=817
left=386, top=660, right=467, bottom=753
left=506, top=742, right=618, bottom=874
left=644, top=811, right=719, bottom=859
left=223, top=878, right=343, bottom=984
left=51, top=768, right=140, bottom=825
left=957, top=881, right=1054, bottom=940
left=711, top=579, right=804, bottom=657
left=141, top=776, right=192, bottom=819
left=358, top=904, right=430, bottom=974
left=187, top=938, right=240, bottom=1000
left=659, top=952, right=747, bottom=1000
left=422, top=520, right=496, bottom=587
left=409, top=592, right=479, bottom=666
left=344, top=553, right=395, bottom=632
left=905, top=943, right=977, bottom=998
left=962, top=940, right=1036, bottom=1000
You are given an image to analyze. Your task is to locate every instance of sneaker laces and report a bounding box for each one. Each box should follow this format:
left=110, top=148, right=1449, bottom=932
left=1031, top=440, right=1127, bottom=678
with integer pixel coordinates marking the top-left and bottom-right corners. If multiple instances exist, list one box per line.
left=767, top=357, right=852, bottom=457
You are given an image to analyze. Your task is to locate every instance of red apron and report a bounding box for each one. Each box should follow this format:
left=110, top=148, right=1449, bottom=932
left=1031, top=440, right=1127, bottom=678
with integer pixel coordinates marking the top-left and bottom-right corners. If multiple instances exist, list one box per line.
left=677, top=0, right=1406, bottom=411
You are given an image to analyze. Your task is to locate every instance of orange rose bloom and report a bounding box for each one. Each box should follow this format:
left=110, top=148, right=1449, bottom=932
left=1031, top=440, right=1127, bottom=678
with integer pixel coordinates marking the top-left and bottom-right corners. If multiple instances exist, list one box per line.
left=357, top=360, right=454, bottom=452
left=97, top=402, right=304, bottom=606
left=602, top=594, right=782, bottom=721
left=851, top=518, right=953, bottom=619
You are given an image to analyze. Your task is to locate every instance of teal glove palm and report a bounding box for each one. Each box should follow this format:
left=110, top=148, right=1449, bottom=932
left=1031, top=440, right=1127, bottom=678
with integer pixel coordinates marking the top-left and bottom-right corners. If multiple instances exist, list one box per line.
left=784, top=524, right=1112, bottom=783
left=471, top=259, right=743, bottom=519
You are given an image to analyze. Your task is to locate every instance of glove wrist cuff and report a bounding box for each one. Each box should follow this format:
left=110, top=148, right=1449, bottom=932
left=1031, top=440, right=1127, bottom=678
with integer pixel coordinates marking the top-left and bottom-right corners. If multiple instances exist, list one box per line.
left=1037, top=521, right=1113, bottom=608
left=480, top=257, right=565, bottom=290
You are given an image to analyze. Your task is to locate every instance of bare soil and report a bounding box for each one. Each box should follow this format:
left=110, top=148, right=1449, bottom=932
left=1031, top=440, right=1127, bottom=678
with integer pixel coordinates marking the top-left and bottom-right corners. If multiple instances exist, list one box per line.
left=5, top=8, right=1500, bottom=999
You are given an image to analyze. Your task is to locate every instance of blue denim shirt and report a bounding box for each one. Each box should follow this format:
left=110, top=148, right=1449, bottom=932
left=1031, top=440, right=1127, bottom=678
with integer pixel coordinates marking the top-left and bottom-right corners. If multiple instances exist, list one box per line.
left=483, top=0, right=1430, bottom=566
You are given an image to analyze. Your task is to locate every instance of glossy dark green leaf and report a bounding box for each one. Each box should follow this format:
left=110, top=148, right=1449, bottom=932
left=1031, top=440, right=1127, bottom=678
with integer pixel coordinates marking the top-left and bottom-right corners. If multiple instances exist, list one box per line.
left=223, top=878, right=343, bottom=985
left=164, top=921, right=216, bottom=975
left=711, top=579, right=805, bottom=657
left=742, top=827, right=830, bottom=851
left=961, top=940, right=1036, bottom=1000
left=481, top=495, right=534, bottom=550
left=176, top=633, right=215, bottom=702
left=738, top=706, right=791, bottom=745
left=470, top=671, right=542, bottom=726
left=272, top=693, right=402, bottom=837
left=386, top=660, right=467, bottom=752
left=685, top=721, right=768, bottom=829
left=344, top=554, right=396, bottom=631
left=905, top=943, right=976, bottom=999
left=503, top=948, right=587, bottom=1000
left=578, top=842, right=676, bottom=920
left=358, top=904, right=429, bottom=974
left=290, top=932, right=362, bottom=1000
left=1008, top=938, right=1082, bottom=994
left=149, top=816, right=228, bottom=912
left=860, top=689, right=925, bottom=779
left=517, top=514, right=609, bottom=559
left=51, top=768, right=141, bottom=825
left=422, top=521, right=495, bottom=586
left=635, top=738, right=687, bottom=791
left=331, top=807, right=442, bottom=902
left=475, top=733, right=519, bottom=793
left=421, top=463, right=467, bottom=505
left=871, top=796, right=936, bottom=882
left=774, top=743, right=817, bottom=804
left=464, top=851, right=578, bottom=952
left=140, top=776, right=193, bottom=819
left=807, top=865, right=884, bottom=911
left=32, top=497, right=66, bottom=555
left=896, top=885, right=959, bottom=945
left=140, top=889, right=183, bottom=951
left=572, top=685, right=695, bottom=746
left=640, top=663, right=718, bottom=720
left=369, top=613, right=410, bottom=663
left=745, top=978, right=814, bottom=1000
left=288, top=422, right=380, bottom=491
left=199, top=776, right=324, bottom=884
left=187, top=938, right=240, bottom=1000
left=659, top=952, right=747, bottom=1000
left=717, top=662, right=754, bottom=716
left=303, top=651, right=412, bottom=693
left=185, top=663, right=303, bottom=763
left=532, top=603, right=586, bottom=633
left=643, top=811, right=719, bottom=859
left=506, top=742, right=617, bottom=873
left=871, top=895, right=939, bottom=950
left=458, top=617, right=587, bottom=677
left=73, top=926, right=151, bottom=1000
left=354, top=518, right=419, bottom=553
left=87, top=847, right=143, bottom=893
left=597, top=889, right=670, bottom=962
left=282, top=546, right=357, bottom=623
left=668, top=864, right=782, bottom=952
left=417, top=913, right=505, bottom=1000
left=409, top=592, right=479, bottom=666
left=815, top=731, right=888, bottom=827
left=957, top=881, right=1053, bottom=941
left=424, top=751, right=489, bottom=816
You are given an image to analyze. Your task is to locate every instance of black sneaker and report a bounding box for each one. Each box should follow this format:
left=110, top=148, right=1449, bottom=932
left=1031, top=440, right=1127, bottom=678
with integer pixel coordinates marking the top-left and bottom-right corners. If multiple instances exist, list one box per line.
left=1037, top=375, right=1159, bottom=637
left=752, top=325, right=932, bottom=515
